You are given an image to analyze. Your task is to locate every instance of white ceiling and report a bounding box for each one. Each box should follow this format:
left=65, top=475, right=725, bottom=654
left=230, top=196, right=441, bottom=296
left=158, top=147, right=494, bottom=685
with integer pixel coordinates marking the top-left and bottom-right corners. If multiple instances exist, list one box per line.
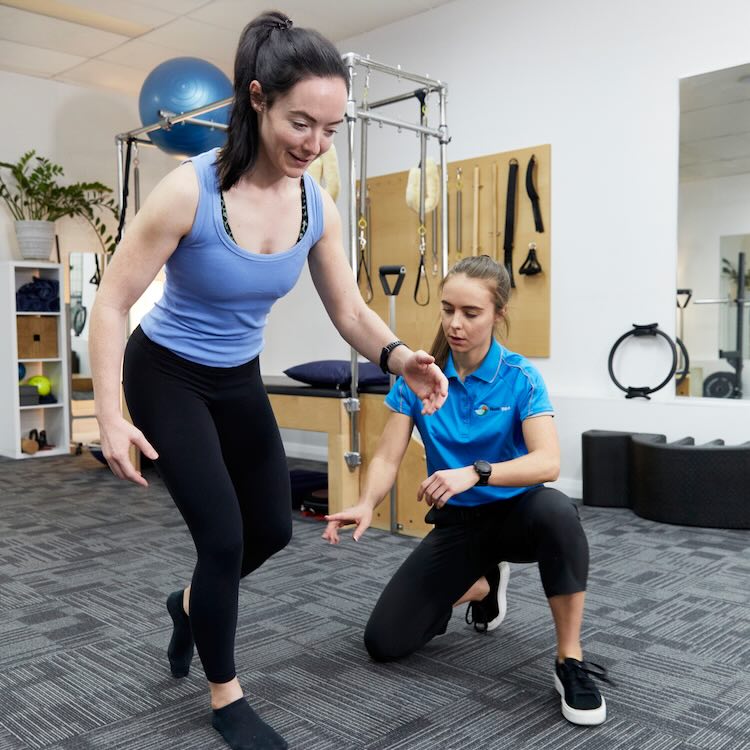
left=0, top=0, right=454, bottom=96
left=680, top=62, right=750, bottom=182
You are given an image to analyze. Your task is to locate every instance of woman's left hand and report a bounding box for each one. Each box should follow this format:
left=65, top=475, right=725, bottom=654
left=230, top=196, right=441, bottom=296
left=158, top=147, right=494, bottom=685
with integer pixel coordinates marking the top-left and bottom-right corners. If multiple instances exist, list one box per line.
left=402, top=350, right=449, bottom=414
left=418, top=467, right=477, bottom=508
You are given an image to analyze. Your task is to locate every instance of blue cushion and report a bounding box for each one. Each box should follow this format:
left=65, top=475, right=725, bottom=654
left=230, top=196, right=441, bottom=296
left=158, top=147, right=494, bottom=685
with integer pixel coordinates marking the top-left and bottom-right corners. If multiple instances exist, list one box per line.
left=284, top=360, right=388, bottom=388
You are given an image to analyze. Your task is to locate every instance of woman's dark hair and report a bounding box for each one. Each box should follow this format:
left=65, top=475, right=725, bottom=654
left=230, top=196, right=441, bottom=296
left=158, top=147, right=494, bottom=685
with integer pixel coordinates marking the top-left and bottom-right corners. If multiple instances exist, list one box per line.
left=216, top=10, right=348, bottom=191
left=430, top=255, right=512, bottom=369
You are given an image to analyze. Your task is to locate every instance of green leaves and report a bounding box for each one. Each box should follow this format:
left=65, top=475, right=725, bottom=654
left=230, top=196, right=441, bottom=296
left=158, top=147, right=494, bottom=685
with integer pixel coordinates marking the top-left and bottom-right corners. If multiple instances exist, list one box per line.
left=0, top=150, right=119, bottom=254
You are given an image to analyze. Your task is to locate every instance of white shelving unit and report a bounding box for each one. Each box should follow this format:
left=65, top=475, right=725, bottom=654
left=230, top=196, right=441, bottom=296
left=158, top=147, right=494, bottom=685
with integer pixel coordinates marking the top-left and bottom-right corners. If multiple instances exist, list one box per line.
left=0, top=260, right=70, bottom=459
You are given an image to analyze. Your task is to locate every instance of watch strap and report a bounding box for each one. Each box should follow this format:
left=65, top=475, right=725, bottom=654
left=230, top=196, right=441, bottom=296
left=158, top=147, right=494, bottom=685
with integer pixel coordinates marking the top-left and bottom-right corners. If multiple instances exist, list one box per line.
left=380, top=340, right=405, bottom=374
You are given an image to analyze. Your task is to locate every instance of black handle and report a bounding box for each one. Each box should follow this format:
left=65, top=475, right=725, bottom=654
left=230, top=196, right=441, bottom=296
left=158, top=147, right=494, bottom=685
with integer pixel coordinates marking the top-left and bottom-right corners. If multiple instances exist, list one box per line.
left=379, top=265, right=406, bottom=297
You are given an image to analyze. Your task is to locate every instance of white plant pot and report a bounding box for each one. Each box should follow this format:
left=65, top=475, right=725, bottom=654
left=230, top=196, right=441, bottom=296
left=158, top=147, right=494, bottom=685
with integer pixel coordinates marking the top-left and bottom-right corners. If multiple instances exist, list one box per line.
left=15, top=220, right=55, bottom=260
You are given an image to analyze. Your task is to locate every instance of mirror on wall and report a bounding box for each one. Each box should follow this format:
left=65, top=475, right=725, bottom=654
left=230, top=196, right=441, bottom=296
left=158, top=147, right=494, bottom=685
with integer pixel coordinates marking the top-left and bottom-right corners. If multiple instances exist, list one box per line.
left=677, top=63, right=750, bottom=399
left=68, top=252, right=102, bottom=377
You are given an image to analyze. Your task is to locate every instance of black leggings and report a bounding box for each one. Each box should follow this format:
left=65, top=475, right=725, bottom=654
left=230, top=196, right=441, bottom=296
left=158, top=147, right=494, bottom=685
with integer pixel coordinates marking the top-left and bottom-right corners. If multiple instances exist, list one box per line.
left=123, top=327, right=292, bottom=683
left=364, top=486, right=588, bottom=662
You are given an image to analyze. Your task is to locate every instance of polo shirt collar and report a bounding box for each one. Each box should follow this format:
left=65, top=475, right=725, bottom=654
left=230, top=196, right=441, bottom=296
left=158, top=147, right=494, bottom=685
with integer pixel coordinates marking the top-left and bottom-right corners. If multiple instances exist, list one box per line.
left=444, top=338, right=503, bottom=383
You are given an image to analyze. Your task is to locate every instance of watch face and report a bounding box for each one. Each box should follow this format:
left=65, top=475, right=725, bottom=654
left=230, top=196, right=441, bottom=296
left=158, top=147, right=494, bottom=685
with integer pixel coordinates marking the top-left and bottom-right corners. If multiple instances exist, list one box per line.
left=475, top=460, right=492, bottom=475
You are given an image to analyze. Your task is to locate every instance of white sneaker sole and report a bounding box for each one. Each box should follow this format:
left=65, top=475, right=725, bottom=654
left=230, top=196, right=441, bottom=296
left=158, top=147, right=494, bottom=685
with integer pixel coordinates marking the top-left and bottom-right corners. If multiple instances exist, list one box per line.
left=554, top=673, right=607, bottom=725
left=485, top=561, right=510, bottom=632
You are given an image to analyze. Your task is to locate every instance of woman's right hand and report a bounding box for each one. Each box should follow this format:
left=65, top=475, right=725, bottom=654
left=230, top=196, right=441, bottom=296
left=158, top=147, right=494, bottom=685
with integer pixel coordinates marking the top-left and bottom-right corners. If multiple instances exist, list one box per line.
left=323, top=503, right=373, bottom=544
left=97, top=415, right=159, bottom=487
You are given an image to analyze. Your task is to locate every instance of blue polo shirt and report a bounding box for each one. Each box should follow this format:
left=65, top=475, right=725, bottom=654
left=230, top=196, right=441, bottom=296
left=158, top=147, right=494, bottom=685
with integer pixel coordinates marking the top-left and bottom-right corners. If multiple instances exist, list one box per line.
left=384, top=339, right=554, bottom=506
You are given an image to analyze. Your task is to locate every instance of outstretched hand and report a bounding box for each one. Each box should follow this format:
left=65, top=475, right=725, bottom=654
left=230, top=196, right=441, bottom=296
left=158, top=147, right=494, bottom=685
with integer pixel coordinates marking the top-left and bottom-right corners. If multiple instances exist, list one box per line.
left=322, top=503, right=373, bottom=544
left=401, top=350, right=448, bottom=415
left=98, top=415, right=159, bottom=487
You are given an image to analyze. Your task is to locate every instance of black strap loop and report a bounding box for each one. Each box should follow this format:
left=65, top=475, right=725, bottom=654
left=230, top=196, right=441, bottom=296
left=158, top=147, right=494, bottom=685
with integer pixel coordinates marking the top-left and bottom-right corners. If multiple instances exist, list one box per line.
left=414, top=252, right=430, bottom=306
left=114, top=138, right=134, bottom=248
left=525, top=155, right=544, bottom=233
left=607, top=323, right=678, bottom=399
left=503, top=159, right=519, bottom=288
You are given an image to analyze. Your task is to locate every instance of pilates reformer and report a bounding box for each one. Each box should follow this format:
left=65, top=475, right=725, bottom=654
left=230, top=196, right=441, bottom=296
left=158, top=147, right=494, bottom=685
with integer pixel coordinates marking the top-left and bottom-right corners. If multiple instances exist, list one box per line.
left=113, top=53, right=451, bottom=522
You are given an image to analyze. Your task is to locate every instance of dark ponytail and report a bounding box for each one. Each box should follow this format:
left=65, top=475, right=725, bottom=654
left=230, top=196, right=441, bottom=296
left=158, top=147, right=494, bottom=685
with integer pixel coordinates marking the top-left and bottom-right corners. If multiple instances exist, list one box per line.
left=216, top=10, right=348, bottom=191
left=430, top=255, right=512, bottom=369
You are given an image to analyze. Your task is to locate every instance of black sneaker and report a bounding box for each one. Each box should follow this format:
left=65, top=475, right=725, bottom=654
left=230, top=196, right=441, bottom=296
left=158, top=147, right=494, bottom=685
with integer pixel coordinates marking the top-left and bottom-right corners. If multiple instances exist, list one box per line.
left=465, top=561, right=510, bottom=633
left=554, top=658, right=611, bottom=725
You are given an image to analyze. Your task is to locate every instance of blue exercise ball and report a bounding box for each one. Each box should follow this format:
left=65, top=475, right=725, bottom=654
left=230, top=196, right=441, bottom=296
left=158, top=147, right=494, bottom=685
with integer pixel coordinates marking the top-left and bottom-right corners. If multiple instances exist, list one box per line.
left=18, top=363, right=26, bottom=381
left=139, top=57, right=233, bottom=157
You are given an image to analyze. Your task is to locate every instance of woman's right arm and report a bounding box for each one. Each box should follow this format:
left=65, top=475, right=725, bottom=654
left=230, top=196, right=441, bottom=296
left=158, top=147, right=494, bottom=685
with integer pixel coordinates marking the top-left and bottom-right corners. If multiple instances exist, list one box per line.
left=323, top=411, right=413, bottom=543
left=89, top=163, right=198, bottom=486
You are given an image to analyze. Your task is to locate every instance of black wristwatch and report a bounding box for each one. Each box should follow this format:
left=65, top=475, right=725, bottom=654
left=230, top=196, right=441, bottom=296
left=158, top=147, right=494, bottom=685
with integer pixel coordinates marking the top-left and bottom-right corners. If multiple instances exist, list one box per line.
left=473, top=460, right=492, bottom=486
left=379, top=340, right=405, bottom=374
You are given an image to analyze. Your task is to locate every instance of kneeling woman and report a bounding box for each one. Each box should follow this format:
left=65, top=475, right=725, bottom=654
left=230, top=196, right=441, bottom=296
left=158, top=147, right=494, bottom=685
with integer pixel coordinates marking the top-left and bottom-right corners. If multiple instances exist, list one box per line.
left=324, top=255, right=610, bottom=726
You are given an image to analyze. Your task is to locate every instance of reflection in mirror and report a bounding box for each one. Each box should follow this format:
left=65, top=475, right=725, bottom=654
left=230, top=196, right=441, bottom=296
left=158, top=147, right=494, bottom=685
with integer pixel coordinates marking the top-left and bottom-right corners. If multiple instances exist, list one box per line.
left=68, top=253, right=101, bottom=376
left=68, top=252, right=102, bottom=446
left=678, top=64, right=750, bottom=399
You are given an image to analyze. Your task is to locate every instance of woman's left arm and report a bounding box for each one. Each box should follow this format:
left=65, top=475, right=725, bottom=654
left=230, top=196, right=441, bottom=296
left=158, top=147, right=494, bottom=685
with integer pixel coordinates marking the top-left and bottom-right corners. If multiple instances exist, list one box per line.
left=308, top=191, right=448, bottom=414
left=418, top=415, right=560, bottom=506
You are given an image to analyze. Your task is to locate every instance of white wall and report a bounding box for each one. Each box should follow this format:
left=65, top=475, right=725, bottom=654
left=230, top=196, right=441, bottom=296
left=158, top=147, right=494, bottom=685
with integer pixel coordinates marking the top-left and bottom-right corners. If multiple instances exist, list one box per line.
left=0, top=70, right=174, bottom=262
left=267, top=0, right=750, bottom=490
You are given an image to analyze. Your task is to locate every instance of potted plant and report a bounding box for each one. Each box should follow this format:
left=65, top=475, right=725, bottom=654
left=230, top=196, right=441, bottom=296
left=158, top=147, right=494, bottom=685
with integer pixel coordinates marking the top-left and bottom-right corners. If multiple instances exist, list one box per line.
left=0, top=150, right=118, bottom=260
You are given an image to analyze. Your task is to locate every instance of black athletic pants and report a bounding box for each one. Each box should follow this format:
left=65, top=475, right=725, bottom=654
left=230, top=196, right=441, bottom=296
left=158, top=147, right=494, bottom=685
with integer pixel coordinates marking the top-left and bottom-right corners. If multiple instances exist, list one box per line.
left=123, top=327, right=292, bottom=683
left=364, top=486, right=588, bottom=662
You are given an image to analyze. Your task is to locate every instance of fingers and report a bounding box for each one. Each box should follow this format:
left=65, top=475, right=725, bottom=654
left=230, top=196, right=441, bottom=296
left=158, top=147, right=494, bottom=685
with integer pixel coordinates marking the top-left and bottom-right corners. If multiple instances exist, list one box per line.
left=352, top=518, right=371, bottom=542
left=106, top=452, right=148, bottom=487
left=135, top=432, right=159, bottom=461
left=322, top=522, right=340, bottom=545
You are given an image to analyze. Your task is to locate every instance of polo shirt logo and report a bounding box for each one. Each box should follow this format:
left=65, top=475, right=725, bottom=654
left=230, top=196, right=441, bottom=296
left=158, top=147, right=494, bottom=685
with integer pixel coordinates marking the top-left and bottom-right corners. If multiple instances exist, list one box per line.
left=474, top=404, right=512, bottom=416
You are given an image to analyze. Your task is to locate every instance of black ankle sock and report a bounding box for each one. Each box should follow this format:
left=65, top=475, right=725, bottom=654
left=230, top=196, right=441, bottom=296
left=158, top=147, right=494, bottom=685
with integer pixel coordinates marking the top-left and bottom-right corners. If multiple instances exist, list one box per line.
left=212, top=698, right=287, bottom=750
left=166, top=590, right=193, bottom=678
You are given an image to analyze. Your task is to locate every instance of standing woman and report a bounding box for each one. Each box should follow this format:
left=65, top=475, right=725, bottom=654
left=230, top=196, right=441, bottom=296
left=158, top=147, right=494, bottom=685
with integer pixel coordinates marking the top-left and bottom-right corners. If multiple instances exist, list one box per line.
left=324, top=255, right=611, bottom=727
left=89, top=12, right=447, bottom=750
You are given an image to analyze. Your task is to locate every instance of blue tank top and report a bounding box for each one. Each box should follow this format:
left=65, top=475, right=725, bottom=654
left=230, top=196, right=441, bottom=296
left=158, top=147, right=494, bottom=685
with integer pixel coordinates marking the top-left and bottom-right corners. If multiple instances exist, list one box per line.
left=140, top=148, right=325, bottom=367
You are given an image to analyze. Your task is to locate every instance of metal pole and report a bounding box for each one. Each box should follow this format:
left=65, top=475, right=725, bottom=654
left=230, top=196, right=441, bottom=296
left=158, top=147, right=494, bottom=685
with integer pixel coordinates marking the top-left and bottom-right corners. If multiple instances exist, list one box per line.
left=344, top=56, right=361, bottom=470
left=388, top=294, right=398, bottom=533
left=368, top=88, right=430, bottom=110
left=132, top=141, right=141, bottom=213
left=356, top=109, right=443, bottom=139
left=117, top=96, right=233, bottom=140
left=734, top=252, right=745, bottom=397
left=439, top=86, right=450, bottom=277
left=343, top=52, right=443, bottom=87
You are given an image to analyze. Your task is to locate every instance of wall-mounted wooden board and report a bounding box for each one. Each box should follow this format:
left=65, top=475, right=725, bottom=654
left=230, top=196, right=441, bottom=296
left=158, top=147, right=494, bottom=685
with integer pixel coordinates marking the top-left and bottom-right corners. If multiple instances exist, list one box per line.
left=360, top=144, right=550, bottom=357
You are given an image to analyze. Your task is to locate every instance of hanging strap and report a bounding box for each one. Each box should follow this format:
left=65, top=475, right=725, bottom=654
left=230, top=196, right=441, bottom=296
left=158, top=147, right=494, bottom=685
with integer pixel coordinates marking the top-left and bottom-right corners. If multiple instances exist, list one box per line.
left=357, top=213, right=374, bottom=303
left=114, top=138, right=134, bottom=247
left=525, top=155, right=544, bottom=233
left=414, top=90, right=430, bottom=306
left=503, top=159, right=519, bottom=288
left=414, top=224, right=430, bottom=305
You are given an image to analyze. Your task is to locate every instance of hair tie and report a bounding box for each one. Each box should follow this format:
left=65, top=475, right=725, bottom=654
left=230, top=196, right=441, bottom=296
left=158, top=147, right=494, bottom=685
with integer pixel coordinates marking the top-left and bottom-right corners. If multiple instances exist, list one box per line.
left=271, top=18, right=293, bottom=30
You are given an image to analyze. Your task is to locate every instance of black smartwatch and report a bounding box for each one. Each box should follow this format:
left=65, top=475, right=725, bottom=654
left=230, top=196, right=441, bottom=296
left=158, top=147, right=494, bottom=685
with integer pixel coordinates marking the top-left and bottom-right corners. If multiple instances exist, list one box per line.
left=473, top=460, right=492, bottom=486
left=379, top=340, right=405, bottom=374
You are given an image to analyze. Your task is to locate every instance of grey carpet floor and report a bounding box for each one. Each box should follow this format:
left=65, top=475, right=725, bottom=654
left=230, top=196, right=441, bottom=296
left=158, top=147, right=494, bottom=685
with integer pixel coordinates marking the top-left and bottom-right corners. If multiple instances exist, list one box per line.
left=1, top=453, right=749, bottom=750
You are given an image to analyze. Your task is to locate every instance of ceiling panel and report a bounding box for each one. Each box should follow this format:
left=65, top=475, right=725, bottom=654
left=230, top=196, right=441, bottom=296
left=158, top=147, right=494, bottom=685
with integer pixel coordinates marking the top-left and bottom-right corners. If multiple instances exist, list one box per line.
left=56, top=58, right=148, bottom=96
left=681, top=99, right=750, bottom=144
left=138, top=17, right=239, bottom=63
left=131, top=0, right=209, bottom=14
left=99, top=38, right=229, bottom=79
left=0, top=0, right=462, bottom=95
left=0, top=5, right=127, bottom=57
left=0, top=38, right=84, bottom=76
left=56, top=0, right=177, bottom=29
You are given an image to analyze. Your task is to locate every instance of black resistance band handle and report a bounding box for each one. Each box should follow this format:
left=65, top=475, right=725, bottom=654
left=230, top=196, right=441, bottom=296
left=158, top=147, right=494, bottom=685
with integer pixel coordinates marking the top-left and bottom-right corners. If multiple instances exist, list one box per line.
left=379, top=265, right=406, bottom=297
